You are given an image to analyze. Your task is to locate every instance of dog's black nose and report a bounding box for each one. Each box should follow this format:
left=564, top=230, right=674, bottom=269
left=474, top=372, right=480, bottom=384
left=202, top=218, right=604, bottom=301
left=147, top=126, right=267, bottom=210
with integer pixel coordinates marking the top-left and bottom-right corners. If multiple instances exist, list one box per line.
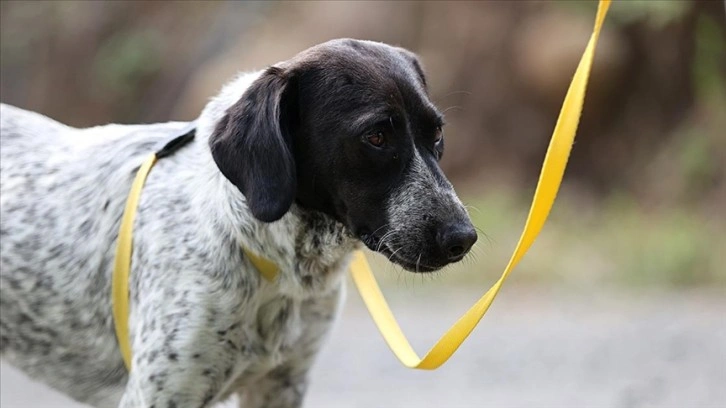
left=437, top=223, right=478, bottom=260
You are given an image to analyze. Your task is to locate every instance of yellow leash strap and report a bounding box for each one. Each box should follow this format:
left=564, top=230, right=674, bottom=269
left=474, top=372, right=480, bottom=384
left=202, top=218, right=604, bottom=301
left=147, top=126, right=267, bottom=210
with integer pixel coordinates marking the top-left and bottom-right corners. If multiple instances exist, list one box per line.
left=242, top=248, right=280, bottom=282
left=112, top=153, right=157, bottom=370
left=349, top=0, right=611, bottom=370
left=112, top=128, right=197, bottom=370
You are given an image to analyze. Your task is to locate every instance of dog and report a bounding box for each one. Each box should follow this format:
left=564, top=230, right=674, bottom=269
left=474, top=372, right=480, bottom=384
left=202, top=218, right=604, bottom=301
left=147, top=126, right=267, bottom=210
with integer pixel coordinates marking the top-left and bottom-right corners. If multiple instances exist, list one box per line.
left=0, top=39, right=477, bottom=407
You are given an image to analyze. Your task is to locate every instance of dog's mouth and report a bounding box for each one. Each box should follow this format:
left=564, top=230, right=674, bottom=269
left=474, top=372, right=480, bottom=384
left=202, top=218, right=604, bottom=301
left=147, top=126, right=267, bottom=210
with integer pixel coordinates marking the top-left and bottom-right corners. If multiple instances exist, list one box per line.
left=359, top=231, right=446, bottom=273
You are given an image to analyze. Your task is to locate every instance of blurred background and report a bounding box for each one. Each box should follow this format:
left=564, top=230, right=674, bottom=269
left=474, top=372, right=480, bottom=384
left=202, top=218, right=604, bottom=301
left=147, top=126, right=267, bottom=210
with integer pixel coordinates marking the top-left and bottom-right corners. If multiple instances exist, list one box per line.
left=1, top=1, right=724, bottom=407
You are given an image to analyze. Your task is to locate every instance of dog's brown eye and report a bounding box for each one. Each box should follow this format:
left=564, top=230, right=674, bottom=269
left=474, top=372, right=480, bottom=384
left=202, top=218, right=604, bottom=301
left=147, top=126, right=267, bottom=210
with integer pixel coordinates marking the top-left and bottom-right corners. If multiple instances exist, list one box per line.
left=434, top=126, right=443, bottom=144
left=367, top=131, right=385, bottom=147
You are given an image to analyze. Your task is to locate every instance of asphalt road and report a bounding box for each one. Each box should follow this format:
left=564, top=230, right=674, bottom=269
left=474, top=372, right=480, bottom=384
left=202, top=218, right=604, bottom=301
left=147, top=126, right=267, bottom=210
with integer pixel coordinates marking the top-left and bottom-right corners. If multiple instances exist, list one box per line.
left=2, top=285, right=724, bottom=408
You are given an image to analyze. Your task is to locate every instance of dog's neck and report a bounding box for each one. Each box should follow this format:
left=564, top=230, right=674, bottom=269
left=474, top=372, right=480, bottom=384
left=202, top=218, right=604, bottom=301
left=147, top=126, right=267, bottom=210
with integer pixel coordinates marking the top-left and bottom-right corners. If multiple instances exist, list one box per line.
left=191, top=71, right=359, bottom=298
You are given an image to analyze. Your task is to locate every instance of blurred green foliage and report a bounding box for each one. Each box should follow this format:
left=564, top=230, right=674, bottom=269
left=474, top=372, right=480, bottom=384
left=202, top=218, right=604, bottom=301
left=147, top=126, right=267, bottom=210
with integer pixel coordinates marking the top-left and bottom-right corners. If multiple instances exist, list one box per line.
left=693, top=14, right=726, bottom=104
left=93, top=30, right=162, bottom=97
left=609, top=0, right=690, bottom=27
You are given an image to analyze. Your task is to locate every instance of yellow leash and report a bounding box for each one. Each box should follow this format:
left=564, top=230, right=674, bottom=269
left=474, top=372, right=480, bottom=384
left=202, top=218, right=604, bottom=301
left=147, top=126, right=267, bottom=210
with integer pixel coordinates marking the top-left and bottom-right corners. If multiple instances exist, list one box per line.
left=112, top=0, right=609, bottom=372
left=112, top=154, right=156, bottom=370
left=350, top=0, right=610, bottom=369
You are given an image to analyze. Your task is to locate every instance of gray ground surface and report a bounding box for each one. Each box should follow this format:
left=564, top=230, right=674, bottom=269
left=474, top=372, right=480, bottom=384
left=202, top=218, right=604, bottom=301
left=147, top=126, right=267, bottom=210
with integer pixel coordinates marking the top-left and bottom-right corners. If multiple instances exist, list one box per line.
left=2, top=285, right=725, bottom=408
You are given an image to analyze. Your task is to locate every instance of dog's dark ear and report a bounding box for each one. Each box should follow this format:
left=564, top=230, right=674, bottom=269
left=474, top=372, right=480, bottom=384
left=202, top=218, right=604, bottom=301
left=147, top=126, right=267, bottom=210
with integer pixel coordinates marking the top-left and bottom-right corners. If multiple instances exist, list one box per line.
left=210, top=67, right=298, bottom=223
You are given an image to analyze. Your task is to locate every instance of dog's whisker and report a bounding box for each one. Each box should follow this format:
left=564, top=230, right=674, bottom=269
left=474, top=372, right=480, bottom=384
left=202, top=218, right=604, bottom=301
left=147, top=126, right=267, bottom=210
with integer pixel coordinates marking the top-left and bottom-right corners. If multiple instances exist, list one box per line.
left=474, top=227, right=494, bottom=247
left=463, top=204, right=482, bottom=215
left=370, top=223, right=392, bottom=237
left=436, top=90, right=472, bottom=101
left=470, top=243, right=487, bottom=260
left=387, top=245, right=404, bottom=263
left=375, top=230, right=398, bottom=253
left=442, top=105, right=463, bottom=115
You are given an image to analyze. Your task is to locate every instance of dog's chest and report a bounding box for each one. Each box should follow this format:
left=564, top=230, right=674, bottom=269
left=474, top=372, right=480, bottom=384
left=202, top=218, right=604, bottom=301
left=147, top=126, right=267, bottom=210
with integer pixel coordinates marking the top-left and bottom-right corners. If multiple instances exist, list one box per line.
left=252, top=290, right=303, bottom=364
left=240, top=288, right=303, bottom=364
left=219, top=290, right=306, bottom=395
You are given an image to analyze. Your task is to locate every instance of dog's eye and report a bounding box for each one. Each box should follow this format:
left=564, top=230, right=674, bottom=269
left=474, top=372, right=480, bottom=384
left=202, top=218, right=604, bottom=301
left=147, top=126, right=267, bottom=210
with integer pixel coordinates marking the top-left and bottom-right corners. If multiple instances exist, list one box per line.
left=366, top=131, right=385, bottom=147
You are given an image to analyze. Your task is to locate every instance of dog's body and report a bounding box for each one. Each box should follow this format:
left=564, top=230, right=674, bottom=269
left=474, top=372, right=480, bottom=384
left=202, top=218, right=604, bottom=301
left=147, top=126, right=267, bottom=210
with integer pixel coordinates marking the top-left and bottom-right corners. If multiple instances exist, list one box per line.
left=0, top=39, right=476, bottom=407
left=0, top=101, right=352, bottom=407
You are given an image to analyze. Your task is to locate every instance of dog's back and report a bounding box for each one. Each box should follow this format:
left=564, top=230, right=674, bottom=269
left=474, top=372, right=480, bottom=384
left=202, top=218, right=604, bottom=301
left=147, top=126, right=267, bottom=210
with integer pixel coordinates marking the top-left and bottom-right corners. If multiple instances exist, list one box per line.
left=0, top=104, right=183, bottom=405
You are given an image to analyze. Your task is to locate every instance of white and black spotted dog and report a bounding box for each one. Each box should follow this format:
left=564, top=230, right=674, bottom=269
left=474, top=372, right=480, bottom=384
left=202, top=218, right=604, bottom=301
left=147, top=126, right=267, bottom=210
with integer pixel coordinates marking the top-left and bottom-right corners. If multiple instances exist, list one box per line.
left=0, top=39, right=477, bottom=408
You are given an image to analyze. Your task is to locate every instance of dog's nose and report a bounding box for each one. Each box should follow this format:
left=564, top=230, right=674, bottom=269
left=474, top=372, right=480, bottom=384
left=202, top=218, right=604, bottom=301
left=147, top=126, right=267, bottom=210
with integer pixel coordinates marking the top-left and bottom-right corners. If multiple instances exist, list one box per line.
left=437, top=222, right=478, bottom=260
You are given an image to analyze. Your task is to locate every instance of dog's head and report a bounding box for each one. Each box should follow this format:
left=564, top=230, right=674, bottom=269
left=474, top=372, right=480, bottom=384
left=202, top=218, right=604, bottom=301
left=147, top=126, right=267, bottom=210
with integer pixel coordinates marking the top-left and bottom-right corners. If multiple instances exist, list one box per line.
left=210, top=39, right=476, bottom=272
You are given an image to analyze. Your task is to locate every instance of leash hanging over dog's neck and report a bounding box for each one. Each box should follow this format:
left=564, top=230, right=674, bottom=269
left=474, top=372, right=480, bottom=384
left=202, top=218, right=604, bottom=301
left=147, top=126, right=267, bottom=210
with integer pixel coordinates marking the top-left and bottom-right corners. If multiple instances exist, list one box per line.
left=112, top=0, right=609, bottom=372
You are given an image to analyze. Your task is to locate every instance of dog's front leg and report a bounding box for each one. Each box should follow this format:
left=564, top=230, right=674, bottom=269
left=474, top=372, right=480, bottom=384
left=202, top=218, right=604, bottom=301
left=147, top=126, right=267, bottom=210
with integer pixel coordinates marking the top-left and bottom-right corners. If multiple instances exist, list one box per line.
left=117, top=327, right=244, bottom=408
left=238, top=363, right=309, bottom=408
left=238, top=286, right=345, bottom=408
left=116, top=282, right=252, bottom=408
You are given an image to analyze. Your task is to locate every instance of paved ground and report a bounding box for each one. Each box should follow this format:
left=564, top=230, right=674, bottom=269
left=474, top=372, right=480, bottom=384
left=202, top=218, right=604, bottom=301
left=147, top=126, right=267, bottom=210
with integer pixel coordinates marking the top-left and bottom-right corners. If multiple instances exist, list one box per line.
left=2, top=285, right=725, bottom=408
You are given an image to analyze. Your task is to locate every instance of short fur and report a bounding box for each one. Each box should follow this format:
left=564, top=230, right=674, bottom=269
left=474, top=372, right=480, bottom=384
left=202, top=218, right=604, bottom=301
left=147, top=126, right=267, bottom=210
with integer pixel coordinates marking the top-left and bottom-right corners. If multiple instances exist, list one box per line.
left=0, top=39, right=476, bottom=407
